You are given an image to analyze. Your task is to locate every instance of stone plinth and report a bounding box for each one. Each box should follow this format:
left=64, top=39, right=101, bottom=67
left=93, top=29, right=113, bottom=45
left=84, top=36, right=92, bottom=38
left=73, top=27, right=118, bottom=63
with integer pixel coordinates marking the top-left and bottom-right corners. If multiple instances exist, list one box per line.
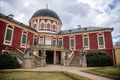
left=22, top=55, right=34, bottom=69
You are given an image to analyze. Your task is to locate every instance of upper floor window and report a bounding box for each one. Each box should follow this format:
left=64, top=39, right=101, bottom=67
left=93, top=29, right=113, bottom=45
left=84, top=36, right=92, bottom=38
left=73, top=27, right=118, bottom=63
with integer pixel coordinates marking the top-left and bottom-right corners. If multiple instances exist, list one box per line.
left=70, top=37, right=75, bottom=49
left=83, top=35, right=89, bottom=50
left=40, top=38, right=44, bottom=45
left=98, top=34, right=105, bottom=49
left=47, top=23, right=50, bottom=30
left=34, top=38, right=37, bottom=45
left=40, top=23, right=44, bottom=29
left=5, top=29, right=12, bottom=41
left=52, top=40, right=56, bottom=46
left=34, top=24, right=37, bottom=30
left=22, top=34, right=27, bottom=44
left=84, top=37, right=88, bottom=46
left=4, top=25, right=14, bottom=45
left=58, top=39, right=62, bottom=47
left=53, top=25, right=56, bottom=31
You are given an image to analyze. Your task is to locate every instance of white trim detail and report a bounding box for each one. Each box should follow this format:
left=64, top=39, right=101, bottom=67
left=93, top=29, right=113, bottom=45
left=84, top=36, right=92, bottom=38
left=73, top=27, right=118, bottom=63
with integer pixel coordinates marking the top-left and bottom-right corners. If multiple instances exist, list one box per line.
left=20, top=30, right=28, bottom=48
left=69, top=36, right=76, bottom=50
left=97, top=33, right=105, bottom=49
left=83, top=34, right=89, bottom=50
left=3, top=24, right=14, bottom=46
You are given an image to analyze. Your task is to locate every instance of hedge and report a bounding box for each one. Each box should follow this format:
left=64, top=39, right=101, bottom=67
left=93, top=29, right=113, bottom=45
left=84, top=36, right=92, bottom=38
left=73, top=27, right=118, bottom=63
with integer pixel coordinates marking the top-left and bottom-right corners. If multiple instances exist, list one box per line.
left=86, top=52, right=113, bottom=67
left=0, top=52, right=20, bottom=69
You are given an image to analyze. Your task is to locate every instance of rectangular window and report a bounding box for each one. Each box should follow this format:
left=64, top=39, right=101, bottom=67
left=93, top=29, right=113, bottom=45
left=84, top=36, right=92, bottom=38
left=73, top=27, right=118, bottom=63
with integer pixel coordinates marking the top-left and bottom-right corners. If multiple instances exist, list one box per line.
left=53, top=40, right=56, bottom=46
left=58, top=40, right=62, bottom=47
left=99, top=36, right=104, bottom=45
left=84, top=37, right=88, bottom=46
left=34, top=38, right=37, bottom=45
left=22, top=34, right=26, bottom=44
left=70, top=38, right=74, bottom=48
left=5, top=29, right=12, bottom=41
left=40, top=38, right=44, bottom=45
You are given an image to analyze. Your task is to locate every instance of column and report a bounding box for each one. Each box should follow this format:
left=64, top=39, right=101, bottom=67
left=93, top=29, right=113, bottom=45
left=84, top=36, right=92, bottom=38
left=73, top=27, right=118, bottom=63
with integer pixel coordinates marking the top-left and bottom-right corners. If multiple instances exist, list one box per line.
left=61, top=51, right=64, bottom=65
left=54, top=51, right=56, bottom=64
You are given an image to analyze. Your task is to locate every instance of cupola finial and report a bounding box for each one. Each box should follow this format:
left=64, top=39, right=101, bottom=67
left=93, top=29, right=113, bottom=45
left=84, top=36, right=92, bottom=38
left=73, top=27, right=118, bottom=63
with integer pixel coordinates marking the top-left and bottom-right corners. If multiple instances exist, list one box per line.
left=46, top=4, right=48, bottom=9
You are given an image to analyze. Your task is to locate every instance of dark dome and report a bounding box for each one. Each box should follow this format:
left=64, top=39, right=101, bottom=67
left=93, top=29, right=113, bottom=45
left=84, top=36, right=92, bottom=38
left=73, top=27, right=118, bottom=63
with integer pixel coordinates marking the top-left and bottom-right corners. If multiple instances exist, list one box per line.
left=31, top=9, right=61, bottom=23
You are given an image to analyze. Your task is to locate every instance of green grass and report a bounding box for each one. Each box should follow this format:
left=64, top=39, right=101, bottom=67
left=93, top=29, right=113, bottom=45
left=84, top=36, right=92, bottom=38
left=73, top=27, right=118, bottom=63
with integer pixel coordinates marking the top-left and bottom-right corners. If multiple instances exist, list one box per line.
left=0, top=70, right=90, bottom=80
left=82, top=66, right=120, bottom=80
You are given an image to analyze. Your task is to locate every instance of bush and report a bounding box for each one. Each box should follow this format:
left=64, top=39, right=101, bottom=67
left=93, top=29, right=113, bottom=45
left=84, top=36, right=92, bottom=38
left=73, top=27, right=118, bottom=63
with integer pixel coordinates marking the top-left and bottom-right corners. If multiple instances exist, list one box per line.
left=86, top=52, right=113, bottom=67
left=0, top=52, right=20, bottom=69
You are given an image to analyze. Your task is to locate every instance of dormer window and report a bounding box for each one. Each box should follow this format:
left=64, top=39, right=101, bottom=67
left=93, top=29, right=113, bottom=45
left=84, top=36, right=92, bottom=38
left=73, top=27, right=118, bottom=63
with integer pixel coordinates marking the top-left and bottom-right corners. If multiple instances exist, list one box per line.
left=47, top=23, right=50, bottom=30
left=40, top=23, right=44, bottom=29
left=34, top=24, right=37, bottom=30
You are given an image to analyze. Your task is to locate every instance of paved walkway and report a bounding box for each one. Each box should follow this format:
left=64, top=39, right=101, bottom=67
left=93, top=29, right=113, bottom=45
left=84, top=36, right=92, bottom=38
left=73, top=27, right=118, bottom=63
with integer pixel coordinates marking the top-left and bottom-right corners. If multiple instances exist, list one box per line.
left=15, top=65, right=113, bottom=80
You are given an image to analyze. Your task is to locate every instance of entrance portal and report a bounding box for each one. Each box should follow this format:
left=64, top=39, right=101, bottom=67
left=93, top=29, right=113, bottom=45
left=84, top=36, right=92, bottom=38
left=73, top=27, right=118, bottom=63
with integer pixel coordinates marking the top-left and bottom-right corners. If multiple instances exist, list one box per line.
left=46, top=51, right=54, bottom=64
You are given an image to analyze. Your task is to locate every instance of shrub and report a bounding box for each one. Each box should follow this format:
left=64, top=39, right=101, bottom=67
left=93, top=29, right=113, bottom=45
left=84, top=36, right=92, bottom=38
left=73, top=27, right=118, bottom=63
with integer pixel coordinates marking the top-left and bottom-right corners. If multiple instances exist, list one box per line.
left=0, top=52, right=20, bottom=69
left=86, top=51, right=113, bottom=67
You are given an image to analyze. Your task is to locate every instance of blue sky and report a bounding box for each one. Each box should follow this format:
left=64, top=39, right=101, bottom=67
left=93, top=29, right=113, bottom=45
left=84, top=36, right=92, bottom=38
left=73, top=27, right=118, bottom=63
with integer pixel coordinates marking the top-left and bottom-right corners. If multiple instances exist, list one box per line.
left=0, top=0, right=120, bottom=44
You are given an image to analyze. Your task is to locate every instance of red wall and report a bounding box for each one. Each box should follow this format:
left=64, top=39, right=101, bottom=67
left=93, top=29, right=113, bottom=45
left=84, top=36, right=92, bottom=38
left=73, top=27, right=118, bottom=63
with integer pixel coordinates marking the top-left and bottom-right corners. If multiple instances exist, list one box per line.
left=75, top=34, right=83, bottom=50
left=63, top=36, right=69, bottom=49
left=27, top=32, right=34, bottom=45
left=104, top=31, right=113, bottom=49
left=12, top=27, right=22, bottom=48
left=0, top=20, right=6, bottom=45
left=89, top=33, right=98, bottom=50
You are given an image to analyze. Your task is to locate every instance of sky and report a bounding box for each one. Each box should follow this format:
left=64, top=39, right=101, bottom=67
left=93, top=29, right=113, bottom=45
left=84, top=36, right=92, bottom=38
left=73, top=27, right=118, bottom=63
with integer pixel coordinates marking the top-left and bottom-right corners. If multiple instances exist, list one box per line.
left=0, top=0, right=120, bottom=44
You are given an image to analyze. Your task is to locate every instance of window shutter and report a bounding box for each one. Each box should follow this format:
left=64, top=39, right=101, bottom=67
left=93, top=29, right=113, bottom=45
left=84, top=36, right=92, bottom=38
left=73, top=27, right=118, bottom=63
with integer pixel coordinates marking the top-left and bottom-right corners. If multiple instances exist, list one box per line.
left=84, top=37, right=88, bottom=46
left=71, top=39, right=74, bottom=47
left=59, top=40, right=62, bottom=47
left=99, top=36, right=104, bottom=45
left=34, top=38, right=37, bottom=45
left=22, top=34, right=26, bottom=44
left=5, top=29, right=12, bottom=41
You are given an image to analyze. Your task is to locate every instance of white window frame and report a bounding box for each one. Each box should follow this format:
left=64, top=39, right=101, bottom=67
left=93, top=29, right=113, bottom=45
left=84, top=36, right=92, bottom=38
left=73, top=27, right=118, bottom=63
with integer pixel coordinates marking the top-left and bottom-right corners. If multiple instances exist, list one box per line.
left=69, top=37, right=75, bottom=50
left=97, top=33, right=105, bottom=49
left=83, top=34, right=89, bottom=50
left=39, top=37, right=44, bottom=45
left=4, top=24, right=14, bottom=46
left=58, top=38, right=63, bottom=47
left=20, top=31, right=28, bottom=48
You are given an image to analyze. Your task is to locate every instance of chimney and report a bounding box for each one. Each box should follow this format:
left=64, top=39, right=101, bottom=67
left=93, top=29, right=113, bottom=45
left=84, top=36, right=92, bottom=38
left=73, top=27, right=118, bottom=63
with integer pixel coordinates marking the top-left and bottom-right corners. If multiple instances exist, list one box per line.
left=8, top=14, right=14, bottom=19
left=78, top=25, right=81, bottom=29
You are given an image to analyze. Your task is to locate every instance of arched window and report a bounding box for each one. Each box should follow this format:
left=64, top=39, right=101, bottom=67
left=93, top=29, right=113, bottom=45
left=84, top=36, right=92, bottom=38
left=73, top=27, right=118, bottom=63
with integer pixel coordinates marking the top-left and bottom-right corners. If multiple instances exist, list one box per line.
left=47, top=23, right=50, bottom=30
left=40, top=23, right=44, bottom=29
left=34, top=24, right=37, bottom=30
left=53, top=25, right=56, bottom=31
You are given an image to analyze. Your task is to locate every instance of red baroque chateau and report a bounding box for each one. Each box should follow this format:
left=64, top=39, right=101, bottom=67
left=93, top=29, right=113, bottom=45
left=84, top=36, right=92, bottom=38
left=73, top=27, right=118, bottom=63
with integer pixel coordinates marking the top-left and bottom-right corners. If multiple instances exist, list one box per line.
left=0, top=8, right=114, bottom=66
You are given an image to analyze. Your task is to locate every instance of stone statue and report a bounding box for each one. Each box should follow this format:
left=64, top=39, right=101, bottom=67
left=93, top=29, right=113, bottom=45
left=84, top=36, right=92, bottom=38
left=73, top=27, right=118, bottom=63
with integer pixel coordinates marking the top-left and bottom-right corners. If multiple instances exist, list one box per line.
left=24, top=41, right=33, bottom=56
left=79, top=48, right=87, bottom=67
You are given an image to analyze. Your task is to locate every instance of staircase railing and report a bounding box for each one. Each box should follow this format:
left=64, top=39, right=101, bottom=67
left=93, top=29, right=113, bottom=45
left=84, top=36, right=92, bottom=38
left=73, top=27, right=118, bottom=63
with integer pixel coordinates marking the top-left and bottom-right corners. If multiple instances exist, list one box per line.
left=68, top=50, right=74, bottom=66
left=12, top=48, right=24, bottom=61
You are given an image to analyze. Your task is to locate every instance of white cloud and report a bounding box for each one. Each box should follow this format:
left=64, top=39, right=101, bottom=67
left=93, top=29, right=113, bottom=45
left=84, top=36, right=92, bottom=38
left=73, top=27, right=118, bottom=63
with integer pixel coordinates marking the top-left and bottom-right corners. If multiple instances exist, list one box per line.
left=0, top=0, right=120, bottom=43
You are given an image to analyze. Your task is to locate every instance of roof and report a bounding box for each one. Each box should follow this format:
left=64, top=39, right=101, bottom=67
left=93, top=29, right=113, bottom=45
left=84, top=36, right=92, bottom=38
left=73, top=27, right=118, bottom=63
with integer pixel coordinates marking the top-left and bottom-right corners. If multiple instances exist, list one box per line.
left=58, top=27, right=113, bottom=35
left=0, top=13, right=37, bottom=32
left=31, top=9, right=62, bottom=23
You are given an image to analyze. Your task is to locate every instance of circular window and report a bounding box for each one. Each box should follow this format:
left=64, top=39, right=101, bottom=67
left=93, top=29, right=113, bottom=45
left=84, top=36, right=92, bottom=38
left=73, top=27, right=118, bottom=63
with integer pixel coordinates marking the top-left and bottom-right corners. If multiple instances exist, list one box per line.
left=47, top=23, right=50, bottom=30
left=40, top=23, right=44, bottom=29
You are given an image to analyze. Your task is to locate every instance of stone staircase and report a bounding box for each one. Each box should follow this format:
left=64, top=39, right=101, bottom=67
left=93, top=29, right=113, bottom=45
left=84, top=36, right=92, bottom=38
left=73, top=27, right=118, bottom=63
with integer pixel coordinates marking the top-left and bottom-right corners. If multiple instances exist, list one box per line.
left=11, top=48, right=42, bottom=67
left=69, top=56, right=80, bottom=67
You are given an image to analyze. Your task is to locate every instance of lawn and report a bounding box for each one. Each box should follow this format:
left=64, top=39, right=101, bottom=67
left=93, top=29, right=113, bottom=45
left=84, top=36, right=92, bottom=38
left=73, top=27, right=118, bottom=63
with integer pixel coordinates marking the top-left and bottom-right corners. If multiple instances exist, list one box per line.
left=82, top=66, right=120, bottom=80
left=0, top=70, right=90, bottom=80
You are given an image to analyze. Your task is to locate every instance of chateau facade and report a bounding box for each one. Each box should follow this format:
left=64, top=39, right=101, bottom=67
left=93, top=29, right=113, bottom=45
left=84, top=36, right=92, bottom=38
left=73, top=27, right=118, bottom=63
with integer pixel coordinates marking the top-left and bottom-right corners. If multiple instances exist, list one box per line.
left=0, top=8, right=114, bottom=66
